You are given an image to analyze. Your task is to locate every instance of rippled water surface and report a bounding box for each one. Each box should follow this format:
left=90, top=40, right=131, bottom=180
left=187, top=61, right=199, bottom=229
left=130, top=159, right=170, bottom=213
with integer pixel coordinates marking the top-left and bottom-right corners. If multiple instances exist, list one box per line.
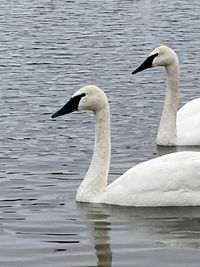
left=1, top=0, right=200, bottom=266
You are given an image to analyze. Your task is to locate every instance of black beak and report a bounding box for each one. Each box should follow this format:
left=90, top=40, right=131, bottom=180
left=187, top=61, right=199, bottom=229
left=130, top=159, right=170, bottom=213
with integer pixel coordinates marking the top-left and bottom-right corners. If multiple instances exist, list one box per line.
left=132, top=53, right=158, bottom=75
left=51, top=93, right=86, bottom=119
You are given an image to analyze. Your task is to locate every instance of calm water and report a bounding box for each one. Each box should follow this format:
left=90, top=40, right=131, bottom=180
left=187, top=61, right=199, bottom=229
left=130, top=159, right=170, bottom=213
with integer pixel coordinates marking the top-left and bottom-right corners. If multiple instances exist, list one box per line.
left=1, top=0, right=200, bottom=266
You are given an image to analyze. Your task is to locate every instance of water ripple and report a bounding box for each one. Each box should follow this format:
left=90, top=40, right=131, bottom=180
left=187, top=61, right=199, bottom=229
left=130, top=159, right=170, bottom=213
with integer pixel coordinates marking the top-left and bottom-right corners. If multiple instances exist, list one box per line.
left=1, top=0, right=200, bottom=266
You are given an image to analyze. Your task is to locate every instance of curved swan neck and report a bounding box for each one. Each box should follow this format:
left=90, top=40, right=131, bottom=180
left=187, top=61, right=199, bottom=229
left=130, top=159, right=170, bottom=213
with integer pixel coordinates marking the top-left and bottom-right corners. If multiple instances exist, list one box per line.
left=157, top=61, right=180, bottom=146
left=76, top=102, right=111, bottom=202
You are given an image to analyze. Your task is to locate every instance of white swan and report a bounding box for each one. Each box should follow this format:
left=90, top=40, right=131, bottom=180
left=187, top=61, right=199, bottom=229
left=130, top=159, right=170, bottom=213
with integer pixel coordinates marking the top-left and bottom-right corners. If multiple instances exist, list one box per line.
left=52, top=85, right=200, bottom=206
left=132, top=45, right=200, bottom=146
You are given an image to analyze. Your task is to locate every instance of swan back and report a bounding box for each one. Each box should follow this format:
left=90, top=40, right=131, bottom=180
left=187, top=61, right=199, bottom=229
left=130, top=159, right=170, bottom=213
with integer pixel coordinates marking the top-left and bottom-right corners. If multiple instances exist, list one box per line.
left=99, top=151, right=200, bottom=206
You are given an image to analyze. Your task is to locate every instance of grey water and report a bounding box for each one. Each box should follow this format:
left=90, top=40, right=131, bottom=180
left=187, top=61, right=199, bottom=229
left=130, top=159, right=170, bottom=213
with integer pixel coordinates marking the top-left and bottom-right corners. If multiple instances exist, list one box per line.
left=1, top=0, right=200, bottom=266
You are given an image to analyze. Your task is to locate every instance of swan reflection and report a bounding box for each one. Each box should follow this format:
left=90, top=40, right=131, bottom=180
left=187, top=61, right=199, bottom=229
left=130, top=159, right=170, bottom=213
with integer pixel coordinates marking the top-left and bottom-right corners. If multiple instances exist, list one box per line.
left=157, top=144, right=200, bottom=156
left=77, top=202, right=112, bottom=267
left=77, top=203, right=200, bottom=266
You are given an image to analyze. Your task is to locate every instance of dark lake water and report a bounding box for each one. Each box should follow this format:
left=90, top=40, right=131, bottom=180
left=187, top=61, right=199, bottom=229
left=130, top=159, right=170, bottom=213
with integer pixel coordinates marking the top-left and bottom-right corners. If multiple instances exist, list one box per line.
left=1, top=0, right=200, bottom=266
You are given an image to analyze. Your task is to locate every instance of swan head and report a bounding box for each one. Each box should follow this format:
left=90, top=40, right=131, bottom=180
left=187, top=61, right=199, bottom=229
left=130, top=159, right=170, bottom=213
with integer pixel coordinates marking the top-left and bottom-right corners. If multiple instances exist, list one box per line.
left=51, top=85, right=108, bottom=118
left=132, top=45, right=178, bottom=74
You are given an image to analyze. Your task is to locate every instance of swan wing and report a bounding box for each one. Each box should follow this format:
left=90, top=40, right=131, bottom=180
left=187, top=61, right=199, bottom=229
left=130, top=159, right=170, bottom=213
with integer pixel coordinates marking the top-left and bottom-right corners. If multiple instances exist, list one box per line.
left=177, top=98, right=200, bottom=145
left=178, top=98, right=200, bottom=121
left=99, top=151, right=200, bottom=206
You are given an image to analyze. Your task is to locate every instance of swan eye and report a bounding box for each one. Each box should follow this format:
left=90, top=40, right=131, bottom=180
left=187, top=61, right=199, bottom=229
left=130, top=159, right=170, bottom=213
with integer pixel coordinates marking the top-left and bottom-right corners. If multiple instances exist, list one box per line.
left=150, top=52, right=159, bottom=59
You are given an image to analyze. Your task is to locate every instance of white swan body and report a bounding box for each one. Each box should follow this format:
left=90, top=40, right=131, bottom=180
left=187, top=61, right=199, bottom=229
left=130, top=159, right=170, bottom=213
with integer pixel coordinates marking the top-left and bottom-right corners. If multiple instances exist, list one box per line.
left=177, top=98, right=200, bottom=145
left=132, top=45, right=200, bottom=146
left=52, top=85, right=200, bottom=206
